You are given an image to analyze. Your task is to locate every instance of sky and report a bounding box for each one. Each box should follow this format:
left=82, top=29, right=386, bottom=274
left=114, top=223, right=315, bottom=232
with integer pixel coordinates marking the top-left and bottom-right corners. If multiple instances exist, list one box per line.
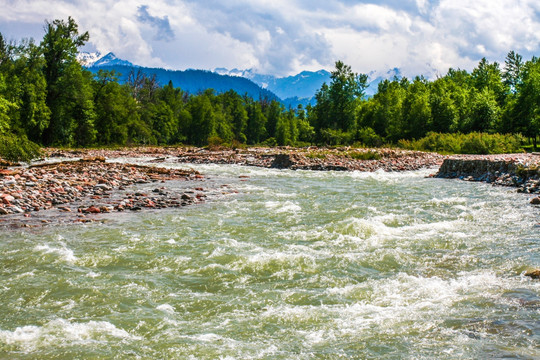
left=0, top=0, right=539, bottom=78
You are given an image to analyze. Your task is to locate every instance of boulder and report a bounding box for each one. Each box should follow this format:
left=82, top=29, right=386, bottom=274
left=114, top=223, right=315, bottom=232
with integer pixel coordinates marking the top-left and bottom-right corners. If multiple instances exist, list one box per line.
left=530, top=197, right=540, bottom=205
left=271, top=153, right=296, bottom=169
left=525, top=269, right=540, bottom=279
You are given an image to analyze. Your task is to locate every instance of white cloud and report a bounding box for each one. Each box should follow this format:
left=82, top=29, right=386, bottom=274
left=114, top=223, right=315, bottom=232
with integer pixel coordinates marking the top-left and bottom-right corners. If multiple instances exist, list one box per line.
left=0, top=0, right=538, bottom=77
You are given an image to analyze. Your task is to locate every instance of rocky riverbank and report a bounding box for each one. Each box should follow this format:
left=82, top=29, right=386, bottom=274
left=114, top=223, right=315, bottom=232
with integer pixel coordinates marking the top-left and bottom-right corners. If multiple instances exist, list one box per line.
left=0, top=156, right=219, bottom=227
left=45, top=146, right=446, bottom=172
left=435, top=154, right=540, bottom=199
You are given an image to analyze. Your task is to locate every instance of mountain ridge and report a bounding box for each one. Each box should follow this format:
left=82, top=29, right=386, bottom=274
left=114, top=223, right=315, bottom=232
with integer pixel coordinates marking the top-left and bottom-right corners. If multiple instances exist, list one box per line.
left=79, top=52, right=408, bottom=106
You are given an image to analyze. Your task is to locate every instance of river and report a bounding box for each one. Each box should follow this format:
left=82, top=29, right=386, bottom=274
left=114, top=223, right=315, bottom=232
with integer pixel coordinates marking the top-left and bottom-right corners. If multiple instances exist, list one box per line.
left=0, top=161, right=539, bottom=359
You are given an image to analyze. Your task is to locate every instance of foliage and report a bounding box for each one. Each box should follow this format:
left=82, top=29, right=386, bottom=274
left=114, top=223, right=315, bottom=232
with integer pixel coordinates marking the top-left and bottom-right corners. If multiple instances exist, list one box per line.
left=398, top=132, right=524, bottom=154
left=345, top=150, right=381, bottom=160
left=0, top=134, right=42, bottom=162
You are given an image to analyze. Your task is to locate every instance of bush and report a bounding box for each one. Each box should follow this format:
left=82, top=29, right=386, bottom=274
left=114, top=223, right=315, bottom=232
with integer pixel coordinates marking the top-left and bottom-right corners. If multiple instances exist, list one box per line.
left=345, top=150, right=382, bottom=160
left=356, top=127, right=383, bottom=147
left=319, top=128, right=354, bottom=145
left=398, top=132, right=524, bottom=154
left=261, top=137, right=278, bottom=147
left=0, top=134, right=42, bottom=162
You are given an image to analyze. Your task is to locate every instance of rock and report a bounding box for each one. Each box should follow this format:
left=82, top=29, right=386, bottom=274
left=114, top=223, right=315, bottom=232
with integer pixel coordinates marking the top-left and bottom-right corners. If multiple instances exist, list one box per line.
left=85, top=206, right=101, bottom=214
left=9, top=206, right=24, bottom=213
left=530, top=197, right=540, bottom=205
left=94, top=183, right=112, bottom=191
left=271, top=153, right=295, bottom=169
left=99, top=205, right=113, bottom=213
left=525, top=269, right=540, bottom=279
left=0, top=208, right=9, bottom=215
left=2, top=196, right=14, bottom=204
left=80, top=156, right=106, bottom=162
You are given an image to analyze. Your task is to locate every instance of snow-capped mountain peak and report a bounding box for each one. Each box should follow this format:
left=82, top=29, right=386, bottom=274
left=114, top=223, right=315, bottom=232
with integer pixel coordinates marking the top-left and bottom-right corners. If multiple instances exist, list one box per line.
left=76, top=51, right=102, bottom=66
left=77, top=51, right=135, bottom=68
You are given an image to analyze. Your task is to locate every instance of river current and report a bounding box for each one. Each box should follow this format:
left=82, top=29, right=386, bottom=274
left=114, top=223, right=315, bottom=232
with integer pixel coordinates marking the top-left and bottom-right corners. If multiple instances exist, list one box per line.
left=0, top=161, right=539, bottom=359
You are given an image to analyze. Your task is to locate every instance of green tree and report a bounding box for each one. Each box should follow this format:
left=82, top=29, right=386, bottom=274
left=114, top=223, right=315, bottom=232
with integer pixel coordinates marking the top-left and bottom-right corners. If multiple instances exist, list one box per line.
left=41, top=17, right=90, bottom=145
left=402, top=77, right=431, bottom=139
left=188, top=93, right=216, bottom=146
left=503, top=50, right=523, bottom=94
left=471, top=57, right=507, bottom=106
left=430, top=78, right=458, bottom=133
left=313, top=61, right=368, bottom=142
left=465, top=88, right=501, bottom=133
left=93, top=74, right=137, bottom=145
left=246, top=99, right=266, bottom=144
left=0, top=74, right=15, bottom=134
left=511, top=59, right=540, bottom=148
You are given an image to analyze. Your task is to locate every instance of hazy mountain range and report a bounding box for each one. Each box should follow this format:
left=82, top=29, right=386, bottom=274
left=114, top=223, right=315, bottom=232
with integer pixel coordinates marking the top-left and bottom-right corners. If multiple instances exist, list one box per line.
left=79, top=52, right=403, bottom=107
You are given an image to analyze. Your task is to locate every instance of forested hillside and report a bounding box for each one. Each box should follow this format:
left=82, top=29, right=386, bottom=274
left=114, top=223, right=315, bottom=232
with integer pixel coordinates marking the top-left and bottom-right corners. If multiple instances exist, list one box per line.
left=87, top=65, right=279, bottom=103
left=0, top=17, right=538, bottom=161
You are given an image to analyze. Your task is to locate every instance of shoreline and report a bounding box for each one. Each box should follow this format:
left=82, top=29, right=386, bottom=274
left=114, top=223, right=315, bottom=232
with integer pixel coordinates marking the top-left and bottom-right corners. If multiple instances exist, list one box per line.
left=1, top=147, right=540, bottom=227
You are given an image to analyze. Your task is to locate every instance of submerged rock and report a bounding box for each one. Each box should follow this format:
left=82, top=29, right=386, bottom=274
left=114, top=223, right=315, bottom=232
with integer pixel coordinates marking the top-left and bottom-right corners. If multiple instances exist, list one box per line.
left=525, top=269, right=540, bottom=279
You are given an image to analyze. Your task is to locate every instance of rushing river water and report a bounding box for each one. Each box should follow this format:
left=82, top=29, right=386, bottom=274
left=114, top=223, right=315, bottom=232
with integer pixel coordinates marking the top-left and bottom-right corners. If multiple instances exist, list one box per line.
left=0, top=161, right=539, bottom=359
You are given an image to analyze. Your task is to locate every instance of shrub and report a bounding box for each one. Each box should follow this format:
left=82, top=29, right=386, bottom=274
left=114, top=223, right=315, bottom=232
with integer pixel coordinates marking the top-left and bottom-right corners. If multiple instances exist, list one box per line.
left=398, top=132, right=524, bottom=154
left=0, top=134, right=42, bottom=162
left=207, top=136, right=224, bottom=150
left=346, top=150, right=382, bottom=160
left=356, top=127, right=383, bottom=147
left=319, top=128, right=354, bottom=145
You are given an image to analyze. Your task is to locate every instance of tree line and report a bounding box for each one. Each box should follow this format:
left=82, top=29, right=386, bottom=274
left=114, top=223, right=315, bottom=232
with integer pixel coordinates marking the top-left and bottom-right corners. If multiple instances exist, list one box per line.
left=312, top=55, right=539, bottom=148
left=0, top=17, right=539, bottom=161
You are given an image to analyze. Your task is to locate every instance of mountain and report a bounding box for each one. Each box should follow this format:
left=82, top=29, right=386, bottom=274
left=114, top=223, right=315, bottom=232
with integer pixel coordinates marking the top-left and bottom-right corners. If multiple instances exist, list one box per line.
left=79, top=52, right=408, bottom=107
left=214, top=67, right=405, bottom=106
left=214, top=68, right=331, bottom=107
left=80, top=52, right=279, bottom=101
left=78, top=51, right=135, bottom=68
left=364, top=68, right=403, bottom=96
left=77, top=51, right=103, bottom=67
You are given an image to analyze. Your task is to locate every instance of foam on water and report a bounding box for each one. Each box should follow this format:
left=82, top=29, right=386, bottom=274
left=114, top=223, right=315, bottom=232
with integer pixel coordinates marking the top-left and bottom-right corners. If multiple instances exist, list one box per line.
left=0, top=319, right=140, bottom=352
left=33, top=243, right=78, bottom=264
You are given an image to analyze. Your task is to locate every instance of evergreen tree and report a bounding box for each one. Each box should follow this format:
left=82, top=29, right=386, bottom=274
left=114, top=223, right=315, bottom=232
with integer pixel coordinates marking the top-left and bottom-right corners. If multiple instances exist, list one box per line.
left=41, top=17, right=90, bottom=145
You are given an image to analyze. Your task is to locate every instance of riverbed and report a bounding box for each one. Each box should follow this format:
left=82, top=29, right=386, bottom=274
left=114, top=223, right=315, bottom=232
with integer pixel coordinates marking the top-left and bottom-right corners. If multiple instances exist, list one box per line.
left=0, top=162, right=538, bottom=359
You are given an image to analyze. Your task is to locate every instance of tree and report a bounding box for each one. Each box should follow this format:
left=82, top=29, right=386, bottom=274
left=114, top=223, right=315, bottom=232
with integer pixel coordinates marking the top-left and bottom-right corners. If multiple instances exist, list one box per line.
left=187, top=93, right=216, bottom=146
left=246, top=99, right=266, bottom=144
left=312, top=61, right=368, bottom=143
left=93, top=76, right=136, bottom=145
left=0, top=74, right=15, bottom=134
left=402, top=77, right=431, bottom=139
left=41, top=17, right=90, bottom=145
left=471, top=57, right=507, bottom=106
left=465, top=88, right=501, bottom=133
left=511, top=59, right=540, bottom=148
left=503, top=51, right=523, bottom=94
left=430, top=78, right=458, bottom=133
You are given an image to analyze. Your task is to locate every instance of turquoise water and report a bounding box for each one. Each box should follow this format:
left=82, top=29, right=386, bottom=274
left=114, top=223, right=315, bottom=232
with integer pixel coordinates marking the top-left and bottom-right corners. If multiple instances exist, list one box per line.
left=0, top=162, right=539, bottom=359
